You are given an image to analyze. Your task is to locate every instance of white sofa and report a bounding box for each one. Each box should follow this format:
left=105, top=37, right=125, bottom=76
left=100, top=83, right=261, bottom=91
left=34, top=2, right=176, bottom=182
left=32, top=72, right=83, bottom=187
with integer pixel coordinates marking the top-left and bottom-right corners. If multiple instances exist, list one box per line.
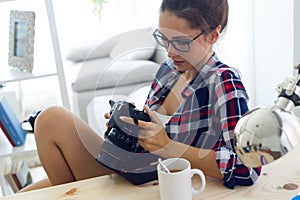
left=66, top=28, right=167, bottom=122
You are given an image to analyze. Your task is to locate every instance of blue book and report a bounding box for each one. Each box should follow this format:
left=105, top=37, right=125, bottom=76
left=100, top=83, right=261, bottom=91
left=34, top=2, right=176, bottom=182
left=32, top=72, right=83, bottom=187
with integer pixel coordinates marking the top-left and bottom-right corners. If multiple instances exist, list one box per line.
left=0, top=96, right=26, bottom=146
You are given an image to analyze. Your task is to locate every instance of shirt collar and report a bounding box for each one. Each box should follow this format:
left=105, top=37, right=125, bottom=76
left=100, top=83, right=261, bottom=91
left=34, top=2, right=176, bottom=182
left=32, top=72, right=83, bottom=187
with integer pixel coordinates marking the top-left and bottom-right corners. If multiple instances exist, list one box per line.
left=181, top=53, right=219, bottom=98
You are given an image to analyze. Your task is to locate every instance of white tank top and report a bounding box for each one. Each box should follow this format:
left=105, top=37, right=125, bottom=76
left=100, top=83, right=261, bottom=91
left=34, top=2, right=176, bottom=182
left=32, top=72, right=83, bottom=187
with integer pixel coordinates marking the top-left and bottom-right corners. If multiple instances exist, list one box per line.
left=153, top=111, right=172, bottom=127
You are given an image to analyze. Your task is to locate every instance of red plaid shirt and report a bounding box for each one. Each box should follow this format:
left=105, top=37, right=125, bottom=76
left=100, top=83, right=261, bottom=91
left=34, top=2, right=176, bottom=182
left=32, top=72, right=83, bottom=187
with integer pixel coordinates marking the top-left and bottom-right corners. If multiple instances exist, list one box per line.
left=145, top=53, right=261, bottom=188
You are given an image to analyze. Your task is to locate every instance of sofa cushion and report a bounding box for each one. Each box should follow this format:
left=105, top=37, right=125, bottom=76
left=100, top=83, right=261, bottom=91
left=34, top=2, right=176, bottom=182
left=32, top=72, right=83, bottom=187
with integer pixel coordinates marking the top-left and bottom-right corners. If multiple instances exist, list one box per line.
left=72, top=59, right=159, bottom=92
left=66, top=37, right=119, bottom=62
left=109, top=28, right=157, bottom=60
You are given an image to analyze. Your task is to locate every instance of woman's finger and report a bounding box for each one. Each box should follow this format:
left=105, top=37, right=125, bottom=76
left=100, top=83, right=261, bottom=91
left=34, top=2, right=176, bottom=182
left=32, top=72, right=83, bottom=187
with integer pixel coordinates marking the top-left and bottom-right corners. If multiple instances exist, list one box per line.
left=144, top=106, right=162, bottom=125
left=105, top=122, right=111, bottom=128
left=119, top=116, right=149, bottom=127
left=104, top=113, right=110, bottom=119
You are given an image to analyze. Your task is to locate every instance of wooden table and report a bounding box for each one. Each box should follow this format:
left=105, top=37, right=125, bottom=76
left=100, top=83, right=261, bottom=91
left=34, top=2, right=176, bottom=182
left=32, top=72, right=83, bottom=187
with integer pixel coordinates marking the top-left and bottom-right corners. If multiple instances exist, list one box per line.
left=2, top=145, right=300, bottom=200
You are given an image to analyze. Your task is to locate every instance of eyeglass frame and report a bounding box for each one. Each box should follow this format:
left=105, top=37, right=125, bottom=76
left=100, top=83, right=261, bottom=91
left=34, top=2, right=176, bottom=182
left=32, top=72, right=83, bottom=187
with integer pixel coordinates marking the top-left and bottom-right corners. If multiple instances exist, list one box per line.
left=152, top=29, right=206, bottom=52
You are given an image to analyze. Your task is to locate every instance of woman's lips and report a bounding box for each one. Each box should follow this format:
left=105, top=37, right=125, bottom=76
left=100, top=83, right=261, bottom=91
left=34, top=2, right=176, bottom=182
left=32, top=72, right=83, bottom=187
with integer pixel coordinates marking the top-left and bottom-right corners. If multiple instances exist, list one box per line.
left=173, top=60, right=185, bottom=66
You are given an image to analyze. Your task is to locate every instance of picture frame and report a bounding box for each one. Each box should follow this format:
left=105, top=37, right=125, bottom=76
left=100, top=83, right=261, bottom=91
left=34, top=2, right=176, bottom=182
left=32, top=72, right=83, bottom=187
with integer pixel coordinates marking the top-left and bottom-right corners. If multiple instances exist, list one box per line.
left=8, top=10, right=35, bottom=73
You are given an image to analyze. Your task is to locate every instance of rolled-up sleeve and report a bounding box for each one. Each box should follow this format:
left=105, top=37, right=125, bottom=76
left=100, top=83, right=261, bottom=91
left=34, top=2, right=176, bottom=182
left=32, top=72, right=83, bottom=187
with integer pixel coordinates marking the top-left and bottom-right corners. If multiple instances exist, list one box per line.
left=214, top=146, right=261, bottom=189
left=213, top=71, right=261, bottom=189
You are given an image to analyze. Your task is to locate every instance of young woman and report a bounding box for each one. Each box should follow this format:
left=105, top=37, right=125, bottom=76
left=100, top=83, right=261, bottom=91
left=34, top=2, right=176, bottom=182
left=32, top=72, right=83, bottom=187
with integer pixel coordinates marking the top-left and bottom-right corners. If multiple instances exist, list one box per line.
left=21, top=0, right=260, bottom=192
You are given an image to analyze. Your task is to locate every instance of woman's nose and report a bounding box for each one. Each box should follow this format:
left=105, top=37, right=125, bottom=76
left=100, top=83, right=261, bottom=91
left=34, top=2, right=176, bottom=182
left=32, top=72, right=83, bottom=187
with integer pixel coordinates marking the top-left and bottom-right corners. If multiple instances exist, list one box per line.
left=166, top=44, right=179, bottom=58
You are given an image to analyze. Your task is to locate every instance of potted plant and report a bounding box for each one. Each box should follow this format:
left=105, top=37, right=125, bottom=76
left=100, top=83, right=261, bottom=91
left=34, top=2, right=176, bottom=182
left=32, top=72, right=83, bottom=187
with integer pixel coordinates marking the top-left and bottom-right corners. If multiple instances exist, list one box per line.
left=90, top=0, right=108, bottom=22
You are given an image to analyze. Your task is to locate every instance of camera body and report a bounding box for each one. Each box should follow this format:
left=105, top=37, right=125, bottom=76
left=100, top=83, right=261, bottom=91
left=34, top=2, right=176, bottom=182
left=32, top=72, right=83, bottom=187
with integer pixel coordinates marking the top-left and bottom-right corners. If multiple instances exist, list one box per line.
left=98, top=100, right=160, bottom=185
left=105, top=100, right=151, bottom=153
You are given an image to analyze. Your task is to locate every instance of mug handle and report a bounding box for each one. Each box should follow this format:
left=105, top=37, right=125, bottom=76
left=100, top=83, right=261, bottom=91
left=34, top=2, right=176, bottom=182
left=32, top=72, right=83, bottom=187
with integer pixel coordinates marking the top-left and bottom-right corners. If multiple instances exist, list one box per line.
left=190, top=169, right=206, bottom=195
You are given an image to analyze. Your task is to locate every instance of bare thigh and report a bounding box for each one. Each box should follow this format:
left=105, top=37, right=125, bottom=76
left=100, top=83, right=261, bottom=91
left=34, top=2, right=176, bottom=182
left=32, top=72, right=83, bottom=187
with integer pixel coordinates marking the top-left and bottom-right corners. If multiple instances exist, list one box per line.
left=35, top=106, right=113, bottom=185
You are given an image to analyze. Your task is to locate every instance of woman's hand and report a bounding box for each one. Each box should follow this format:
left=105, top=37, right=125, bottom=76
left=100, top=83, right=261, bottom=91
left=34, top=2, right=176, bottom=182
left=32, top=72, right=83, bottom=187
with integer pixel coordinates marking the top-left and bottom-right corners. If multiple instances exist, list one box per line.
left=120, top=106, right=172, bottom=154
left=104, top=101, right=136, bottom=128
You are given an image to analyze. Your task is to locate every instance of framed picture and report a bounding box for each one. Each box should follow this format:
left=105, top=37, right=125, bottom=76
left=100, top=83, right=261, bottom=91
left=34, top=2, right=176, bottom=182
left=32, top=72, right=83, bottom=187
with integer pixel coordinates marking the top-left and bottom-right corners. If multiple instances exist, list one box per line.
left=8, top=10, right=35, bottom=73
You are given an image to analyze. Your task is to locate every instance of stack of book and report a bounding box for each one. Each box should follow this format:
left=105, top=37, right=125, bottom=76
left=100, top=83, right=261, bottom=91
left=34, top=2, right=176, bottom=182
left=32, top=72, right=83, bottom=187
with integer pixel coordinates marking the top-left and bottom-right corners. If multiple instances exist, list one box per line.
left=0, top=96, right=26, bottom=146
left=4, top=160, right=33, bottom=193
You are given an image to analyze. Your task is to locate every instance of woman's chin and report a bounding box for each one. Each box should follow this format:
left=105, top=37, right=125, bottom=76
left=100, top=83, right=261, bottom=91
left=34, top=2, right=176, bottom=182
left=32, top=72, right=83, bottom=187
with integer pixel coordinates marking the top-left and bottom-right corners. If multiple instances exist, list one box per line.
left=175, top=66, right=185, bottom=73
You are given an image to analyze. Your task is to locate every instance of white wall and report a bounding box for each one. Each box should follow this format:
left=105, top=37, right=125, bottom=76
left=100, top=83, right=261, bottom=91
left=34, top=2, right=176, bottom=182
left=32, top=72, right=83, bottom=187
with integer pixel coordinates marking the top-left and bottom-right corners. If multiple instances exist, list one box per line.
left=215, top=0, right=255, bottom=108
left=52, top=0, right=162, bottom=57
left=219, top=0, right=295, bottom=108
left=253, top=0, right=294, bottom=106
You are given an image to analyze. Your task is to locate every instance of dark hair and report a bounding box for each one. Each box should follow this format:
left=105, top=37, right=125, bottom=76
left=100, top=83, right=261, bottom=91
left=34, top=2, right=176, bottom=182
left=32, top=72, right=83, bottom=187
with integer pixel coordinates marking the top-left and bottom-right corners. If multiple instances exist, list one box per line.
left=160, top=0, right=229, bottom=33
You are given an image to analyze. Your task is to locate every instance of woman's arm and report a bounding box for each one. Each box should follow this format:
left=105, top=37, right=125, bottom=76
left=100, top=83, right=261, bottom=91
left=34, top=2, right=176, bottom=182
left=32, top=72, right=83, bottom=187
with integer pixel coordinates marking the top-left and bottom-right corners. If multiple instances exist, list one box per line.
left=121, top=106, right=223, bottom=179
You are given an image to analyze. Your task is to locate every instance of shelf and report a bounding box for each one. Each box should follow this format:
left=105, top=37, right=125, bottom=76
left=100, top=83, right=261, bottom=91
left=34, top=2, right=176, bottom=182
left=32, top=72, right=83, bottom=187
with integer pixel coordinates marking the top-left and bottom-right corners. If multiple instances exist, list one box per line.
left=0, top=0, right=70, bottom=109
left=0, top=68, right=58, bottom=84
left=0, top=0, right=68, bottom=196
left=0, top=131, right=36, bottom=158
left=0, top=130, right=37, bottom=196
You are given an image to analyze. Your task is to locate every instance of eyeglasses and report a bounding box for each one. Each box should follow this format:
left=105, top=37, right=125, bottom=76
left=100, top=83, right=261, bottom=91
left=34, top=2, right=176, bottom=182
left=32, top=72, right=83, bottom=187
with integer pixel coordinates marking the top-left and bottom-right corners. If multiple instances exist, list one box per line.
left=152, top=29, right=205, bottom=52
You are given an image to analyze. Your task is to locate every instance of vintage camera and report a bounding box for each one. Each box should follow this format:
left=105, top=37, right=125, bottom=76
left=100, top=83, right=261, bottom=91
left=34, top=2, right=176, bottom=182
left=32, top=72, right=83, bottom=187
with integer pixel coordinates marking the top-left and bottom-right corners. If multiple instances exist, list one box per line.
left=104, top=100, right=151, bottom=153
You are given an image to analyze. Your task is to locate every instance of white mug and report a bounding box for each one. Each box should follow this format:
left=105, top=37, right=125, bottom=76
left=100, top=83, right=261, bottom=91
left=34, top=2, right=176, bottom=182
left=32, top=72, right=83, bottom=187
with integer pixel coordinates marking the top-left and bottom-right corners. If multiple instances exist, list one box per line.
left=157, top=158, right=206, bottom=200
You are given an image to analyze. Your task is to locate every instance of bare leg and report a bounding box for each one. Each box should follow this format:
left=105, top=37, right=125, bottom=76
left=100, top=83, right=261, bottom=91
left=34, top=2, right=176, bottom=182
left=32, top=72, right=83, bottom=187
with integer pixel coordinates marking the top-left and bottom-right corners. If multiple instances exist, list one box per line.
left=18, top=179, right=51, bottom=192
left=23, top=106, right=113, bottom=191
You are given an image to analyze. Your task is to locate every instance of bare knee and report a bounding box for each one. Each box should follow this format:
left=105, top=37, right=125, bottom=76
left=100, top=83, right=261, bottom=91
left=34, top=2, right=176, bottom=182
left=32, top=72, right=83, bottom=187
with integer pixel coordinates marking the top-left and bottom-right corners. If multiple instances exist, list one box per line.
left=34, top=106, right=72, bottom=139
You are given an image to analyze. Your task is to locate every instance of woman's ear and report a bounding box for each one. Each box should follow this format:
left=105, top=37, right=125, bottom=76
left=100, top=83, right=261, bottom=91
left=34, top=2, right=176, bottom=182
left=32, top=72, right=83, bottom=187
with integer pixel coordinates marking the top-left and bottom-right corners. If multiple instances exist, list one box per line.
left=209, top=25, right=221, bottom=43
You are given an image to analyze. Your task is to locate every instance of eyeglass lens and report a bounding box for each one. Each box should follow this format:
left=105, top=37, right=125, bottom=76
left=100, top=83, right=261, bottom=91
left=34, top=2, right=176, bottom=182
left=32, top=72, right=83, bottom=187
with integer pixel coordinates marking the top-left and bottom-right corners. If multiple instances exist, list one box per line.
left=153, top=30, right=191, bottom=52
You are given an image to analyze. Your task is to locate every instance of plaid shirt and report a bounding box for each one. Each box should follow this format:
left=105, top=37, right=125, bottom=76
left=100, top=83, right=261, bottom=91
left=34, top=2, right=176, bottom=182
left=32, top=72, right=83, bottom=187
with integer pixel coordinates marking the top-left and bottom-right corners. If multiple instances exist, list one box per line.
left=145, top=53, right=261, bottom=188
